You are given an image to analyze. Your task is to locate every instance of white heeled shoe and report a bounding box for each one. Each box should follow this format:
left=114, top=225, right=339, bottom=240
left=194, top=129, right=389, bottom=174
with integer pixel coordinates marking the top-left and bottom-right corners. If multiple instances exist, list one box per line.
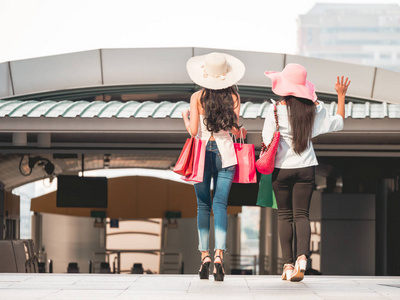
left=281, top=264, right=294, bottom=281
left=290, top=255, right=307, bottom=282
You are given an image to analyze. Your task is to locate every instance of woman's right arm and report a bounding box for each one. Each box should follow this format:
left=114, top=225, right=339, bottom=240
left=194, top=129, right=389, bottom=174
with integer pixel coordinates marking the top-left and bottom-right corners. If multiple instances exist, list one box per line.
left=181, top=92, right=200, bottom=136
left=335, top=76, right=351, bottom=119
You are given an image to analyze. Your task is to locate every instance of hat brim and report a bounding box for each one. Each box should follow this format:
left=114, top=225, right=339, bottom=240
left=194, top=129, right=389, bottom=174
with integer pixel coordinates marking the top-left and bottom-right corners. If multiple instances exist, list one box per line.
left=187, top=53, right=245, bottom=90
left=265, top=71, right=317, bottom=102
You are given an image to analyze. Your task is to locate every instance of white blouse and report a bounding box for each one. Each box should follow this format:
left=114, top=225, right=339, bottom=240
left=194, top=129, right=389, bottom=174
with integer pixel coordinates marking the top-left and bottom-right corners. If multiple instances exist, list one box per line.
left=262, top=101, right=344, bottom=169
left=197, top=115, right=237, bottom=168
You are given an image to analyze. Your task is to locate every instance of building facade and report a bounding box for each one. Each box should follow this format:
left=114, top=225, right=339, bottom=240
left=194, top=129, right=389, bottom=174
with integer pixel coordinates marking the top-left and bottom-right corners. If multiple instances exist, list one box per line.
left=298, top=4, right=400, bottom=71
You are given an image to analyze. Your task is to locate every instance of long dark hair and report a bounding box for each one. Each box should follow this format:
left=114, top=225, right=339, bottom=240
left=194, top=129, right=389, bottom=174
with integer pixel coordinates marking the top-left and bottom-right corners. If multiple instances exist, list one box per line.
left=281, top=96, right=316, bottom=154
left=200, top=86, right=241, bottom=133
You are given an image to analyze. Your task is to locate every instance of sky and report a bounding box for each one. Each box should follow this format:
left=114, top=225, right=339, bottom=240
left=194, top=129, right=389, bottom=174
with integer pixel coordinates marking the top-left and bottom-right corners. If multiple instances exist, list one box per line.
left=0, top=0, right=399, bottom=63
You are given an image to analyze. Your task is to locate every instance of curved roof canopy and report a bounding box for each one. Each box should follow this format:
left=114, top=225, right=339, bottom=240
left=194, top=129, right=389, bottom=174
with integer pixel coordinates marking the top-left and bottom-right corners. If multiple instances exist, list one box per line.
left=1, top=47, right=400, bottom=104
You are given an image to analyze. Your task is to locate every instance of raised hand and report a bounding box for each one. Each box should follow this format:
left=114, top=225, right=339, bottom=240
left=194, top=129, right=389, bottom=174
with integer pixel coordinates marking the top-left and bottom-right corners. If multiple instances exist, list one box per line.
left=335, top=76, right=351, bottom=96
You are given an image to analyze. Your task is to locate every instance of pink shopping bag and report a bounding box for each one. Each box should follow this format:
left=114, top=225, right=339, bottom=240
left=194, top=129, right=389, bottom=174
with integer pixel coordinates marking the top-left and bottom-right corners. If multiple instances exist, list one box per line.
left=233, top=142, right=257, bottom=184
left=181, top=138, right=206, bottom=183
left=173, top=137, right=195, bottom=176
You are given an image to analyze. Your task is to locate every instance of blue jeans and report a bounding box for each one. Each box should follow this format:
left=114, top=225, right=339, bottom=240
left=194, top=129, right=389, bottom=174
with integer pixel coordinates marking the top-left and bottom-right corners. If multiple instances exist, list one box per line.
left=194, top=140, right=236, bottom=252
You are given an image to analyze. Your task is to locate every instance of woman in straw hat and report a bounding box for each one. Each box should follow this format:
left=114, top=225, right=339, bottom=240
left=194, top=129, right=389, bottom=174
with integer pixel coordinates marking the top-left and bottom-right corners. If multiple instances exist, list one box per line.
left=262, top=63, right=350, bottom=282
left=182, top=52, right=247, bottom=281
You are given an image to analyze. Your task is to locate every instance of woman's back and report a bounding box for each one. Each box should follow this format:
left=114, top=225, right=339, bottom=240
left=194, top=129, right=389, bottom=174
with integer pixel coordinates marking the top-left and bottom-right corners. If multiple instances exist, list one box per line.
left=262, top=101, right=343, bottom=169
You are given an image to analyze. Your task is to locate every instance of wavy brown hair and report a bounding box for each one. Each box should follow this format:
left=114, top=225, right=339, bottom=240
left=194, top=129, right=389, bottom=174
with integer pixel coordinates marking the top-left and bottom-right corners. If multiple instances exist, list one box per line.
left=200, top=87, right=241, bottom=133
left=281, top=96, right=316, bottom=154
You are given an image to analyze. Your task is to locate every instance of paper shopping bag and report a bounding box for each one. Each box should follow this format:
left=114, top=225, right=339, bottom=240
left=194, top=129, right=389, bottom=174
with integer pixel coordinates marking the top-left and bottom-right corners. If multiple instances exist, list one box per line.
left=181, top=138, right=206, bottom=183
left=256, top=173, right=277, bottom=209
left=232, top=142, right=257, bottom=184
left=173, top=137, right=195, bottom=176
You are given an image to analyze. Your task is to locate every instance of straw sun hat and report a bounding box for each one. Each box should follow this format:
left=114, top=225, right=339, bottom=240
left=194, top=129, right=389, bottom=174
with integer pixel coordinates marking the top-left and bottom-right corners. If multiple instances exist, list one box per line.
left=186, top=52, right=245, bottom=90
left=265, top=63, right=318, bottom=102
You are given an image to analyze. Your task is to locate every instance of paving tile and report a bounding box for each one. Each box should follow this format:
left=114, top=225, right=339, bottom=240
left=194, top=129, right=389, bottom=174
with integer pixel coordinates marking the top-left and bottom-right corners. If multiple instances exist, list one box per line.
left=190, top=275, right=248, bottom=285
left=24, top=275, right=87, bottom=282
left=79, top=275, right=140, bottom=282
left=128, top=282, right=190, bottom=291
left=41, top=289, right=123, bottom=299
left=188, top=280, right=250, bottom=293
left=251, top=290, right=323, bottom=300
left=4, top=281, right=75, bottom=289
left=303, top=283, right=369, bottom=290
left=117, top=294, right=222, bottom=300
left=368, top=284, right=400, bottom=298
left=247, top=279, right=310, bottom=290
left=136, top=275, right=194, bottom=283
left=118, top=290, right=188, bottom=296
left=314, top=290, right=388, bottom=299
left=0, top=288, right=60, bottom=299
left=69, top=281, right=131, bottom=290
left=0, top=275, right=32, bottom=282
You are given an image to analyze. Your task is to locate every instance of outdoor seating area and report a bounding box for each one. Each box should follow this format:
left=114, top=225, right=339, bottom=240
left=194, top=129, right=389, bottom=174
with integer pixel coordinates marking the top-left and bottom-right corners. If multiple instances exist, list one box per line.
left=0, top=240, right=38, bottom=273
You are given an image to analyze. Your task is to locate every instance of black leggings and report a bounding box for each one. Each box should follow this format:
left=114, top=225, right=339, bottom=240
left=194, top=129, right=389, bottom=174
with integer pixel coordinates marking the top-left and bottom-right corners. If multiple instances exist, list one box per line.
left=272, top=166, right=315, bottom=265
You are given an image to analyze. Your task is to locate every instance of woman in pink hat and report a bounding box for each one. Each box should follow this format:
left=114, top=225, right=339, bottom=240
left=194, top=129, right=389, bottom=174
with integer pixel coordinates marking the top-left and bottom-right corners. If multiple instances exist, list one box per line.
left=262, top=63, right=350, bottom=282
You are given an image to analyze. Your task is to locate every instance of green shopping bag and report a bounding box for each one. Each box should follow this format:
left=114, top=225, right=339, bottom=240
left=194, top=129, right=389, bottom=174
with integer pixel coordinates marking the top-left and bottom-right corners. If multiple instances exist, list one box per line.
left=256, top=174, right=277, bottom=209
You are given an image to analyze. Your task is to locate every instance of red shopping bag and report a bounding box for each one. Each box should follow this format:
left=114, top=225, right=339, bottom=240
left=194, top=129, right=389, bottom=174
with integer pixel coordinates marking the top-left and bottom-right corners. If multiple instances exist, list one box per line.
left=233, top=141, right=257, bottom=184
left=181, top=138, right=206, bottom=183
left=256, top=105, right=280, bottom=175
left=255, top=132, right=280, bottom=175
left=173, top=137, right=195, bottom=176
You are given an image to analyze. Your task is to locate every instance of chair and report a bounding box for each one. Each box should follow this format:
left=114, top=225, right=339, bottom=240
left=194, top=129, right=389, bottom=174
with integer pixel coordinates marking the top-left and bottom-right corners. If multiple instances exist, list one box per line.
left=22, top=240, right=38, bottom=273
left=131, top=263, right=144, bottom=274
left=67, top=262, right=80, bottom=273
left=0, top=241, right=18, bottom=272
left=38, top=262, right=46, bottom=273
left=11, top=240, right=28, bottom=273
left=99, top=262, right=111, bottom=274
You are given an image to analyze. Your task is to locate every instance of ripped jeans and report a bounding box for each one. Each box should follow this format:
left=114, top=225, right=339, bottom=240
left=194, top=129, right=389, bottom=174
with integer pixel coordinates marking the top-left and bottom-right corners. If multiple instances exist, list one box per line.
left=194, top=140, right=236, bottom=251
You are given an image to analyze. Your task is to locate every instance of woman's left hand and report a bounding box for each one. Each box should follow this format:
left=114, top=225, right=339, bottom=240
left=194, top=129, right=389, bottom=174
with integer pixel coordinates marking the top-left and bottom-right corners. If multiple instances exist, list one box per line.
left=181, top=109, right=190, bottom=119
left=235, top=127, right=247, bottom=139
left=335, top=76, right=351, bottom=96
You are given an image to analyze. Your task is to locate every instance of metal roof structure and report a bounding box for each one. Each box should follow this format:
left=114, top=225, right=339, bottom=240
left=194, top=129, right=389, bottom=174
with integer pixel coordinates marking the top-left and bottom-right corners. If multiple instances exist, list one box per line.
left=1, top=100, right=400, bottom=119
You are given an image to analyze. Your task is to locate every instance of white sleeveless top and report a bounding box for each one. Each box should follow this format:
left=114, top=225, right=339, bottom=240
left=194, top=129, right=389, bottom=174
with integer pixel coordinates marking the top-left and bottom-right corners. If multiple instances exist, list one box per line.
left=196, top=115, right=237, bottom=168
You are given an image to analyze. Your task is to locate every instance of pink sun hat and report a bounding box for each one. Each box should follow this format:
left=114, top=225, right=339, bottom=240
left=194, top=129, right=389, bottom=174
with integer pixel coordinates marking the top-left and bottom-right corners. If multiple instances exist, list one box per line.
left=265, top=63, right=317, bottom=102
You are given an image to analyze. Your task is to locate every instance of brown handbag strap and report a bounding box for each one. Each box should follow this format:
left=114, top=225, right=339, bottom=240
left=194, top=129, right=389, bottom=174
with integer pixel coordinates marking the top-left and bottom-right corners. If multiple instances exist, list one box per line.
left=261, top=103, right=279, bottom=152
left=273, top=104, right=279, bottom=132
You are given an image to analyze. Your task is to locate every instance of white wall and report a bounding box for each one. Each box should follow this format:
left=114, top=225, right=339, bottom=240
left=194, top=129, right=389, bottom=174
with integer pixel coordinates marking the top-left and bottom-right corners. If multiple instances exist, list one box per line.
left=106, top=219, right=162, bottom=274
left=41, top=213, right=105, bottom=273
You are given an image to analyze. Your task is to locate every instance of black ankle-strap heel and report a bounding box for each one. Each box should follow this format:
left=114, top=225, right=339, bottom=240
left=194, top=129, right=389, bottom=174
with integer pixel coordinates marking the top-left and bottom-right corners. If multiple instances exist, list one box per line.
left=199, top=255, right=211, bottom=279
left=213, top=255, right=225, bottom=281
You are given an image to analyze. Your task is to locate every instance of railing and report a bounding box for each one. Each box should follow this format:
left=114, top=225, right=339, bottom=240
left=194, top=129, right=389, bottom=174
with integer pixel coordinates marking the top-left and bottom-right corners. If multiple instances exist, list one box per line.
left=160, top=252, right=182, bottom=274
left=95, top=249, right=159, bottom=274
left=261, top=255, right=283, bottom=275
left=94, top=250, right=183, bottom=274
left=229, top=254, right=258, bottom=275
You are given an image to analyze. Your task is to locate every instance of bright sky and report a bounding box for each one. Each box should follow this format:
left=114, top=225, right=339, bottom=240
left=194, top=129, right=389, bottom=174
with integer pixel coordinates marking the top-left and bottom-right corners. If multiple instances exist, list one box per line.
left=0, top=0, right=398, bottom=63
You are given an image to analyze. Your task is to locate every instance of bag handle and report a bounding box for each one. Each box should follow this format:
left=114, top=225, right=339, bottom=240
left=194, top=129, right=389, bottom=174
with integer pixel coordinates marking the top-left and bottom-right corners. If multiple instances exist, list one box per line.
left=232, top=128, right=244, bottom=145
left=261, top=104, right=279, bottom=152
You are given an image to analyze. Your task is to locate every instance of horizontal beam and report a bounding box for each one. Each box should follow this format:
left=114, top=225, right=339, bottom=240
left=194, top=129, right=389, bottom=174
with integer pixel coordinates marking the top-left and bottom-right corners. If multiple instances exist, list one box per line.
left=1, top=116, right=400, bottom=133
